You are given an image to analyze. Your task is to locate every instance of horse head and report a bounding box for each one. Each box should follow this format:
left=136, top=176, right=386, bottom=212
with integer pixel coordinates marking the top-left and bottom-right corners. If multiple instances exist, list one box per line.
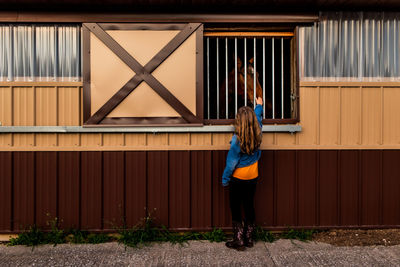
left=219, top=56, right=272, bottom=119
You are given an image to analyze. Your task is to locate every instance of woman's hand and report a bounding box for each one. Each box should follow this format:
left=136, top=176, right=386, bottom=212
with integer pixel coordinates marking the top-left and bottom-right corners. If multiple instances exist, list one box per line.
left=256, top=97, right=263, bottom=105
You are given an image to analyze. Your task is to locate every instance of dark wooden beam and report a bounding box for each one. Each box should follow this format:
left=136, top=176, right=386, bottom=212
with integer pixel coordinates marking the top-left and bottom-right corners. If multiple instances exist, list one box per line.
left=0, top=12, right=319, bottom=23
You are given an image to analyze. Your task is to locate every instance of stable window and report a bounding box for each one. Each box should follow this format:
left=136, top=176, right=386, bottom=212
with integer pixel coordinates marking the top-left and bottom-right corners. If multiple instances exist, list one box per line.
left=0, top=24, right=81, bottom=82
left=203, top=30, right=299, bottom=124
left=80, top=23, right=301, bottom=126
left=82, top=23, right=203, bottom=125
left=299, top=12, right=400, bottom=81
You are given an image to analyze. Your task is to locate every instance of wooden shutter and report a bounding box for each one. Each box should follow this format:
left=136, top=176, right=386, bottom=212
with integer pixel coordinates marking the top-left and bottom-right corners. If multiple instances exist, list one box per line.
left=82, top=23, right=203, bottom=125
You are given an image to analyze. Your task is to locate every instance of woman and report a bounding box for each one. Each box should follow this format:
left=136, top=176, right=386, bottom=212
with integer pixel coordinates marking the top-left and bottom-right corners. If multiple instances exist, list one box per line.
left=222, top=97, right=263, bottom=251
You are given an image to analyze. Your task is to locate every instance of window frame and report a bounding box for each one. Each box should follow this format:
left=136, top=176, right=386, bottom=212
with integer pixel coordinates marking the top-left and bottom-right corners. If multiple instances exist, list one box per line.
left=202, top=27, right=300, bottom=125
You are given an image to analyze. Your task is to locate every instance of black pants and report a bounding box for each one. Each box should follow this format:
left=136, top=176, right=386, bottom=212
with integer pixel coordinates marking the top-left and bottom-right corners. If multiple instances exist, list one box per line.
left=229, top=177, right=258, bottom=223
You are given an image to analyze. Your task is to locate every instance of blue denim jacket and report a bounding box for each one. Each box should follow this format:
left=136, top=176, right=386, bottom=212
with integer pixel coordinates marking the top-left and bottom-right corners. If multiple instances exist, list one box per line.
left=222, top=104, right=263, bottom=186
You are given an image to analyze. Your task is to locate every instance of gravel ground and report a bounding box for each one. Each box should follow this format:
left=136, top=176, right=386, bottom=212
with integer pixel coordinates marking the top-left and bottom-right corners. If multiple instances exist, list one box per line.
left=313, top=229, right=400, bottom=246
left=1, top=239, right=400, bottom=266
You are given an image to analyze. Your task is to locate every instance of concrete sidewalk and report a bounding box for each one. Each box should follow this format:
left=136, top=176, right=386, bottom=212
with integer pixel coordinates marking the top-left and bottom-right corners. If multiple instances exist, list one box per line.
left=1, top=239, right=400, bottom=266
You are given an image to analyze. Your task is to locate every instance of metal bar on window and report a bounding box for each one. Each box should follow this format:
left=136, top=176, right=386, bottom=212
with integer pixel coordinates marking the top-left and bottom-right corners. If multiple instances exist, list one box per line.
left=225, top=37, right=228, bottom=119
left=281, top=38, right=284, bottom=119
left=207, top=37, right=210, bottom=119
left=263, top=37, right=266, bottom=119
left=235, top=38, right=238, bottom=116
left=272, top=37, right=275, bottom=119
left=216, top=37, right=219, bottom=119
left=244, top=37, right=247, bottom=106
left=253, top=37, right=256, bottom=106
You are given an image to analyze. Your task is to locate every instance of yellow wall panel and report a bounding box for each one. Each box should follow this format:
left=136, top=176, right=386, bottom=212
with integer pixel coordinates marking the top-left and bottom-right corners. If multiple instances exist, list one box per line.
left=212, top=133, right=232, bottom=147
left=81, top=133, right=102, bottom=147
left=3, top=82, right=400, bottom=151
left=319, top=87, right=340, bottom=145
left=275, top=133, right=296, bottom=146
left=341, top=87, right=361, bottom=145
left=35, top=134, right=57, bottom=147
left=147, top=133, right=168, bottom=146
left=383, top=87, right=400, bottom=145
left=0, top=87, right=12, bottom=126
left=297, top=86, right=318, bottom=145
left=190, top=133, right=212, bottom=146
left=103, top=133, right=125, bottom=146
left=362, top=87, right=382, bottom=145
left=13, top=87, right=35, bottom=126
left=13, top=134, right=35, bottom=147
left=125, top=133, right=147, bottom=147
left=0, top=134, right=12, bottom=147
left=58, top=134, right=80, bottom=147
left=169, top=133, right=190, bottom=146
left=260, top=133, right=275, bottom=147
left=35, top=87, right=57, bottom=126
left=58, top=87, right=81, bottom=126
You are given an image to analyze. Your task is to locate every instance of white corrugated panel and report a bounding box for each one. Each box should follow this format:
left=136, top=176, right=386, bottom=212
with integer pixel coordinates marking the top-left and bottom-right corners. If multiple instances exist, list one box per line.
left=0, top=24, right=81, bottom=82
left=299, top=12, right=400, bottom=81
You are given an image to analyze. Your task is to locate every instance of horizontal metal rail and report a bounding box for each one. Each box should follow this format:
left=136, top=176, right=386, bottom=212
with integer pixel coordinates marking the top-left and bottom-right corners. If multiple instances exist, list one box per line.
left=203, top=32, right=294, bottom=37
left=0, top=125, right=302, bottom=133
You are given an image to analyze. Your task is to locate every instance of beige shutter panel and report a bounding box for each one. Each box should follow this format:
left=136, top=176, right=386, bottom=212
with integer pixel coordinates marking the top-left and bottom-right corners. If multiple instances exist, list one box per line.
left=83, top=23, right=203, bottom=125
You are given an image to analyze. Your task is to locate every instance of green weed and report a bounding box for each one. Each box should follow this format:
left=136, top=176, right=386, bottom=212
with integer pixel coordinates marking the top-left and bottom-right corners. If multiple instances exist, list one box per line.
left=45, top=216, right=66, bottom=246
left=87, top=233, right=112, bottom=244
left=66, top=229, right=89, bottom=244
left=117, top=215, right=163, bottom=248
left=253, top=226, right=276, bottom=243
left=117, top=214, right=227, bottom=248
left=282, top=228, right=314, bottom=241
left=8, top=226, right=46, bottom=249
left=202, top=228, right=226, bottom=242
left=9, top=214, right=319, bottom=248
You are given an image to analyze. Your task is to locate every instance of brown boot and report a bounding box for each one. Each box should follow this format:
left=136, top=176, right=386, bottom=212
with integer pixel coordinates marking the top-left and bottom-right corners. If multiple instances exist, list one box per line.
left=243, top=222, right=255, bottom=248
left=225, top=221, right=245, bottom=251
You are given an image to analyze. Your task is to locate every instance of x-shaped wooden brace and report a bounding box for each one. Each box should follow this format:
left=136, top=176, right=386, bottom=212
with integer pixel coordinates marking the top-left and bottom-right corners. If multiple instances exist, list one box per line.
left=84, top=23, right=202, bottom=124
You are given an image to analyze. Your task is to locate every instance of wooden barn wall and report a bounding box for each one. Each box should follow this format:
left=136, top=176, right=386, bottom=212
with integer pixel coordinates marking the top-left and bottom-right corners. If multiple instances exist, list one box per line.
left=1, top=82, right=400, bottom=151
left=1, top=150, right=400, bottom=233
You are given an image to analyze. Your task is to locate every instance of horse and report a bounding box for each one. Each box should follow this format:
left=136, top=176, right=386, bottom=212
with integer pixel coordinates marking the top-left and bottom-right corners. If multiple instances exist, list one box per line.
left=219, top=57, right=272, bottom=119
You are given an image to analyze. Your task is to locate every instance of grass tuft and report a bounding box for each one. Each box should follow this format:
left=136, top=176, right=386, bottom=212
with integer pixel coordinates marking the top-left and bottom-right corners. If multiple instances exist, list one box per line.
left=253, top=226, right=276, bottom=243
left=282, top=228, right=314, bottom=241
left=202, top=228, right=227, bottom=242
left=6, top=214, right=315, bottom=249
left=87, top=233, right=112, bottom=244
left=117, top=215, right=227, bottom=248
left=8, top=226, right=46, bottom=249
left=66, top=229, right=89, bottom=244
left=45, top=217, right=66, bottom=246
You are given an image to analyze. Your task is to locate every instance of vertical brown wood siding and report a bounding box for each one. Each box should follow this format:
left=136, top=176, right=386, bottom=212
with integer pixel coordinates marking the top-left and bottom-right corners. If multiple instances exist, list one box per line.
left=58, top=152, right=80, bottom=229
left=125, top=151, right=146, bottom=228
left=103, top=151, right=125, bottom=230
left=190, top=150, right=212, bottom=230
left=35, top=151, right=57, bottom=229
left=0, top=152, right=12, bottom=231
left=13, top=152, right=35, bottom=231
left=1, top=150, right=400, bottom=233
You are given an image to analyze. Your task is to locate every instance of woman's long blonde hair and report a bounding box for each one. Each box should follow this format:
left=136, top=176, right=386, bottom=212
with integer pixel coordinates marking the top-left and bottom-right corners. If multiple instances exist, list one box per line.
left=234, top=106, right=262, bottom=154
